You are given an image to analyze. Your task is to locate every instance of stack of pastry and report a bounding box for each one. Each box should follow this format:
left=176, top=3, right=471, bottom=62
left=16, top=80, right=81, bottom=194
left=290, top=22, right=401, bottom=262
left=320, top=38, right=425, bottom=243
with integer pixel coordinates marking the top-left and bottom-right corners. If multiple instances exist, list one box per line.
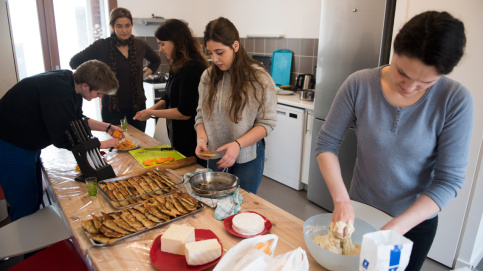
left=81, top=192, right=201, bottom=244
left=99, top=170, right=179, bottom=207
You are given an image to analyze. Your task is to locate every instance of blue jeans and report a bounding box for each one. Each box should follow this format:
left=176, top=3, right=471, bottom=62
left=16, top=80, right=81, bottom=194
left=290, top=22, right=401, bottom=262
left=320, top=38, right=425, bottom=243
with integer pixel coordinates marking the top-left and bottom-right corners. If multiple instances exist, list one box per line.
left=0, top=139, right=43, bottom=221
left=207, top=140, right=265, bottom=194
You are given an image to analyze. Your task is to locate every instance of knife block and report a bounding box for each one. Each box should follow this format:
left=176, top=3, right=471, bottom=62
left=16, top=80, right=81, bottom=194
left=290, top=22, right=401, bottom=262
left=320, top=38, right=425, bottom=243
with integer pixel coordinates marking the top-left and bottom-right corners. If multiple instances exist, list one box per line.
left=71, top=138, right=116, bottom=182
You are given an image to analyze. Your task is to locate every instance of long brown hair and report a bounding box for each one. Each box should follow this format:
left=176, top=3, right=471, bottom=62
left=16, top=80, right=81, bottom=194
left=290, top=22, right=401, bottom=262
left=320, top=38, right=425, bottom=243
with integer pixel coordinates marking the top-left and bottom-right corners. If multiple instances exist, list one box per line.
left=203, top=17, right=266, bottom=123
left=108, top=7, right=140, bottom=111
left=155, top=19, right=208, bottom=73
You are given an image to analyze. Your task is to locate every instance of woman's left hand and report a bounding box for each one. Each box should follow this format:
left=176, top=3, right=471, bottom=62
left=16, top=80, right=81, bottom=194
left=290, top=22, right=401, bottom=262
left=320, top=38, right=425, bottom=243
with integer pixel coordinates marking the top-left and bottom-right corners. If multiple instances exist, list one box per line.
left=215, top=142, right=240, bottom=168
left=143, top=67, right=152, bottom=78
left=133, top=110, right=152, bottom=121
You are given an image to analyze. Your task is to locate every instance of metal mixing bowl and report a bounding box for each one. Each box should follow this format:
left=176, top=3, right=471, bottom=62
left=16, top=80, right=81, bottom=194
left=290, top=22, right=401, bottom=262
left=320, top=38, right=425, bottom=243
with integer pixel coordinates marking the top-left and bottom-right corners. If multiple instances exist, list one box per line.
left=189, top=172, right=240, bottom=198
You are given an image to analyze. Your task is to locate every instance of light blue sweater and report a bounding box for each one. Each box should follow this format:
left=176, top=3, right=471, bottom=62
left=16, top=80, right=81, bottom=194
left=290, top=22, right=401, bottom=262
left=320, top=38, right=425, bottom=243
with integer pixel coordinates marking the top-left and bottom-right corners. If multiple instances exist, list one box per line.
left=315, top=66, right=473, bottom=217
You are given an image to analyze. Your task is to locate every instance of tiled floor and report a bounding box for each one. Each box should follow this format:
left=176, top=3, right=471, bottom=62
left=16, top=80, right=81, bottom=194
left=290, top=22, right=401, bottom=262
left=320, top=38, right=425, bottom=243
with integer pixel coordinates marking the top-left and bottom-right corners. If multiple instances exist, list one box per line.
left=1, top=177, right=481, bottom=271
left=257, top=175, right=482, bottom=271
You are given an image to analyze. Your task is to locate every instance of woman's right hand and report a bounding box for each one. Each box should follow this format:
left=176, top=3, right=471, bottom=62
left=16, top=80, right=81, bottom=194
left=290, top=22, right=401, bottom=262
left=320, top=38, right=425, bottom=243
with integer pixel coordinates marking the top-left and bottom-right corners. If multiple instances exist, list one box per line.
left=133, top=109, right=152, bottom=121
left=195, top=140, right=210, bottom=160
left=331, top=200, right=355, bottom=237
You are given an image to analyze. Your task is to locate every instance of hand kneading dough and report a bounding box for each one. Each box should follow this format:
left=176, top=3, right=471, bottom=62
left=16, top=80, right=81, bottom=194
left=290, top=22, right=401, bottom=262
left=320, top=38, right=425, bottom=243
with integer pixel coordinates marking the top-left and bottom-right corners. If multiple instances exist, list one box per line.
left=313, top=221, right=361, bottom=256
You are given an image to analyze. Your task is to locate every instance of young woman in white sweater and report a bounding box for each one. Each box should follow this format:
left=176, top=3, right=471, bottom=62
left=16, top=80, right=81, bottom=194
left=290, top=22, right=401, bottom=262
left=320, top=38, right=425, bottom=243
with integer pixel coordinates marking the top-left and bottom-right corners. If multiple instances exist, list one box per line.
left=194, top=17, right=277, bottom=194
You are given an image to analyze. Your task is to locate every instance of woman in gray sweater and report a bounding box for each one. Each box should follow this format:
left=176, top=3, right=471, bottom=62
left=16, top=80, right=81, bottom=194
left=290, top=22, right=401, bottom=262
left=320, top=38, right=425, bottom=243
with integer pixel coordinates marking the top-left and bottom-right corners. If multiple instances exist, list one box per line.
left=316, top=11, right=472, bottom=270
left=195, top=17, right=277, bottom=194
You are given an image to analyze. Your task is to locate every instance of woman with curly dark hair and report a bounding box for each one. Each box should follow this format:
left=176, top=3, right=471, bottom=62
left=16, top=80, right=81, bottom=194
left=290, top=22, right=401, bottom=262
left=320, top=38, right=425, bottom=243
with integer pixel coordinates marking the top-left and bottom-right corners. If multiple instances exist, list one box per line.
left=70, top=7, right=160, bottom=132
left=134, top=19, right=208, bottom=160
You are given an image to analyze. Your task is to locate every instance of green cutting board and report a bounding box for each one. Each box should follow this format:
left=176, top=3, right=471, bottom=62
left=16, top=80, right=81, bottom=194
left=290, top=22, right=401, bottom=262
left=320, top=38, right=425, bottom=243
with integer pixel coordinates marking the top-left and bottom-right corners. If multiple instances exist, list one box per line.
left=129, top=144, right=187, bottom=168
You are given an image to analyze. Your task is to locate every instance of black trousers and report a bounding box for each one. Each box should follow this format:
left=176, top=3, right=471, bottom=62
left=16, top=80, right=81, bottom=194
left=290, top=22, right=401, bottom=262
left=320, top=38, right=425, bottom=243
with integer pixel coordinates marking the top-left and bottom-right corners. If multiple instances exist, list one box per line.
left=102, top=105, right=146, bottom=132
left=404, top=215, right=438, bottom=271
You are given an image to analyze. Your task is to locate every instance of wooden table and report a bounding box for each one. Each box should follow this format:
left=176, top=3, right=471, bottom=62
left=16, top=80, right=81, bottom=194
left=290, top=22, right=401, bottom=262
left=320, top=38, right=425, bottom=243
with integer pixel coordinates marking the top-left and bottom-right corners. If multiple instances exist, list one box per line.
left=40, top=125, right=326, bottom=270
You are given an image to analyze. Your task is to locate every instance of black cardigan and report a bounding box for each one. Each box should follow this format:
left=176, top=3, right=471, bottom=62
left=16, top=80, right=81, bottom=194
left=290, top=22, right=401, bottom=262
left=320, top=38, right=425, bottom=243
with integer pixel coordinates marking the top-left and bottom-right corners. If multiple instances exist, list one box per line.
left=69, top=37, right=161, bottom=110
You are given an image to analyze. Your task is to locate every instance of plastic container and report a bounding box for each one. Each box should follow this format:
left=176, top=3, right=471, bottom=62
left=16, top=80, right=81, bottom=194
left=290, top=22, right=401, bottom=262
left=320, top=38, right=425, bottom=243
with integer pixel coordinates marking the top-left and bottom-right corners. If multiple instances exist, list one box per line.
left=303, top=213, right=376, bottom=271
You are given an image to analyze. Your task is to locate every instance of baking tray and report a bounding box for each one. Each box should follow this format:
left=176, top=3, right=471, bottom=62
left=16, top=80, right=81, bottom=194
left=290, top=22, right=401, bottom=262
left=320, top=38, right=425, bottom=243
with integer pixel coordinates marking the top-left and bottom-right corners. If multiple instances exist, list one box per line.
left=98, top=167, right=184, bottom=209
left=83, top=192, right=204, bottom=246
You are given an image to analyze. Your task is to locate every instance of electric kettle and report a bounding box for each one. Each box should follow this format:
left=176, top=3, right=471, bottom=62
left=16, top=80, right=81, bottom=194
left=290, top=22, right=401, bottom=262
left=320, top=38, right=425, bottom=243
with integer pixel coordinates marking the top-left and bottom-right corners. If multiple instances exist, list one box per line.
left=295, top=74, right=315, bottom=90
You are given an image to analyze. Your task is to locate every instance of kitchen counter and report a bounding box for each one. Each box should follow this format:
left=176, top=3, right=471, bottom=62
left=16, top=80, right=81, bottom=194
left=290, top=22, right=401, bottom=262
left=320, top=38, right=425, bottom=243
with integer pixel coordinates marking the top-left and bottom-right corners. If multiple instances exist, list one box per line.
left=277, top=92, right=315, bottom=111
left=40, top=125, right=327, bottom=270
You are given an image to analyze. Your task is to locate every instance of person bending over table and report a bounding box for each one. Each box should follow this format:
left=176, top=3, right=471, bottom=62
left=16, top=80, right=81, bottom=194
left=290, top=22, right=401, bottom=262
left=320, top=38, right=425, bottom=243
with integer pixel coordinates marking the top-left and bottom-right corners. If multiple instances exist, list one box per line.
left=0, top=60, right=124, bottom=221
left=315, top=11, right=473, bottom=270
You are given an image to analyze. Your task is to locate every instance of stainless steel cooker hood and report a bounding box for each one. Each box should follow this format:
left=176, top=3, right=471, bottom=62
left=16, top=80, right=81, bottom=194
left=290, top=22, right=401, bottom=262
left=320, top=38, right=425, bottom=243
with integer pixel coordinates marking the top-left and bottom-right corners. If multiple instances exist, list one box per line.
left=141, top=17, right=166, bottom=26
left=133, top=15, right=187, bottom=26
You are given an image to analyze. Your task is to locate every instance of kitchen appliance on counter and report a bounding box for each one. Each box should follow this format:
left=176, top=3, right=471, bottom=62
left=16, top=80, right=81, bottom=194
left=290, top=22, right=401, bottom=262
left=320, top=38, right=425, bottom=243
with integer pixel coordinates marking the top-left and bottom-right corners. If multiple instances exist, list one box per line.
left=299, top=89, right=315, bottom=101
left=307, top=0, right=396, bottom=211
left=295, top=74, right=315, bottom=90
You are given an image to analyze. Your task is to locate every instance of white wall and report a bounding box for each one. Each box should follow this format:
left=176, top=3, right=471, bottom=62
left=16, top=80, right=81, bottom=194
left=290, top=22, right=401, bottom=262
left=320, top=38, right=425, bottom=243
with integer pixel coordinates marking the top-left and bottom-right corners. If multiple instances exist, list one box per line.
left=393, top=0, right=483, bottom=268
left=118, top=0, right=321, bottom=38
left=0, top=1, right=18, bottom=98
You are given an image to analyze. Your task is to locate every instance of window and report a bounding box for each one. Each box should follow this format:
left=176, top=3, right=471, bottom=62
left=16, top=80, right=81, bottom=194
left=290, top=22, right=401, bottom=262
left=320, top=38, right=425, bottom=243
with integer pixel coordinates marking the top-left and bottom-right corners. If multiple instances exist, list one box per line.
left=7, top=0, right=116, bottom=120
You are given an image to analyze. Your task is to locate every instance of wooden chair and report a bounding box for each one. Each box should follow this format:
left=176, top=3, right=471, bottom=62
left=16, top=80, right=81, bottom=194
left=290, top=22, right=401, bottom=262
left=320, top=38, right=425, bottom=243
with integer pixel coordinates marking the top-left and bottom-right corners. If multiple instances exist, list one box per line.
left=9, top=239, right=89, bottom=271
left=0, top=205, right=72, bottom=259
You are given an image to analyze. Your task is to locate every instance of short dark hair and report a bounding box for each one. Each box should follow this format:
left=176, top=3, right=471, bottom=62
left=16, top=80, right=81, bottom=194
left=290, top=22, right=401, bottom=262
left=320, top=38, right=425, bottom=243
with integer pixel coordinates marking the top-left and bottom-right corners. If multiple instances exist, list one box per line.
left=72, top=60, right=119, bottom=94
left=393, top=11, right=466, bottom=74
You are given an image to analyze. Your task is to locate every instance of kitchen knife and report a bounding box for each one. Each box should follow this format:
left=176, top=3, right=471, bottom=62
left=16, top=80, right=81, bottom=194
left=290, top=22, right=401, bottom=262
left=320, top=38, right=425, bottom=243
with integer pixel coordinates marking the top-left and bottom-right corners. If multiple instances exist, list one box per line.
left=73, top=121, right=87, bottom=142
left=65, top=130, right=76, bottom=147
left=143, top=147, right=175, bottom=151
left=74, top=121, right=101, bottom=168
left=81, top=117, right=93, bottom=138
left=78, top=119, right=106, bottom=166
left=70, top=122, right=83, bottom=144
left=76, top=120, right=89, bottom=141
left=95, top=148, right=107, bottom=167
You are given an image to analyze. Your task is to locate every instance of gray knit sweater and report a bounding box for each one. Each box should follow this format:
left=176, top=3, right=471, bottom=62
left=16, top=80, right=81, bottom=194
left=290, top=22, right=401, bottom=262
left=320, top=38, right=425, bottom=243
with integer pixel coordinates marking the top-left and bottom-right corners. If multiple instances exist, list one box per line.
left=315, top=66, right=473, bottom=217
left=195, top=65, right=277, bottom=163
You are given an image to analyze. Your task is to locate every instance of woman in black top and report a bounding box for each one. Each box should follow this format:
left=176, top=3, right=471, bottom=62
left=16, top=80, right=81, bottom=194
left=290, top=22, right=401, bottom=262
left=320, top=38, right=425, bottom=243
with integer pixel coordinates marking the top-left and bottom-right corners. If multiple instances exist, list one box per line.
left=70, top=7, right=161, bottom=132
left=134, top=19, right=208, bottom=160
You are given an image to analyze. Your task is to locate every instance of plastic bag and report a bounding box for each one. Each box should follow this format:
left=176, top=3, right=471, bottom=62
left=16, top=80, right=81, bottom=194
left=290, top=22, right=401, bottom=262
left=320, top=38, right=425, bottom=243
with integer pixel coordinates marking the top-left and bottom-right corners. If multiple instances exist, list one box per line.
left=359, top=230, right=413, bottom=271
left=272, top=247, right=309, bottom=271
left=214, top=235, right=309, bottom=271
left=214, top=234, right=278, bottom=271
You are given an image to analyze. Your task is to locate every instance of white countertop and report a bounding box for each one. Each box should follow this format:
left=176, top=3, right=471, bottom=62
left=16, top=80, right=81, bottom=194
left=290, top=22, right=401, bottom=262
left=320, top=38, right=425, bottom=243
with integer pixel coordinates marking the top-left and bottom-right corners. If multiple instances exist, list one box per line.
left=277, top=92, right=314, bottom=111
left=144, top=82, right=314, bottom=111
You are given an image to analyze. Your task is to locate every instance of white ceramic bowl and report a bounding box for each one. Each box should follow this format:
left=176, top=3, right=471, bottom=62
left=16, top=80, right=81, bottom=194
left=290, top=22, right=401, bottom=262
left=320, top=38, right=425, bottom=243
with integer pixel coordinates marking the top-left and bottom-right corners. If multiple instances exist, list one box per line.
left=303, top=213, right=376, bottom=271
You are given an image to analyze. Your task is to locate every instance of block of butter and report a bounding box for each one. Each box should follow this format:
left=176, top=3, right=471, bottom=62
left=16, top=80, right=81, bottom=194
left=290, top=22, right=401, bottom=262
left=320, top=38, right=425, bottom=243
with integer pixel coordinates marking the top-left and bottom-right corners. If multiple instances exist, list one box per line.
left=185, top=239, right=221, bottom=266
left=161, top=224, right=195, bottom=255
